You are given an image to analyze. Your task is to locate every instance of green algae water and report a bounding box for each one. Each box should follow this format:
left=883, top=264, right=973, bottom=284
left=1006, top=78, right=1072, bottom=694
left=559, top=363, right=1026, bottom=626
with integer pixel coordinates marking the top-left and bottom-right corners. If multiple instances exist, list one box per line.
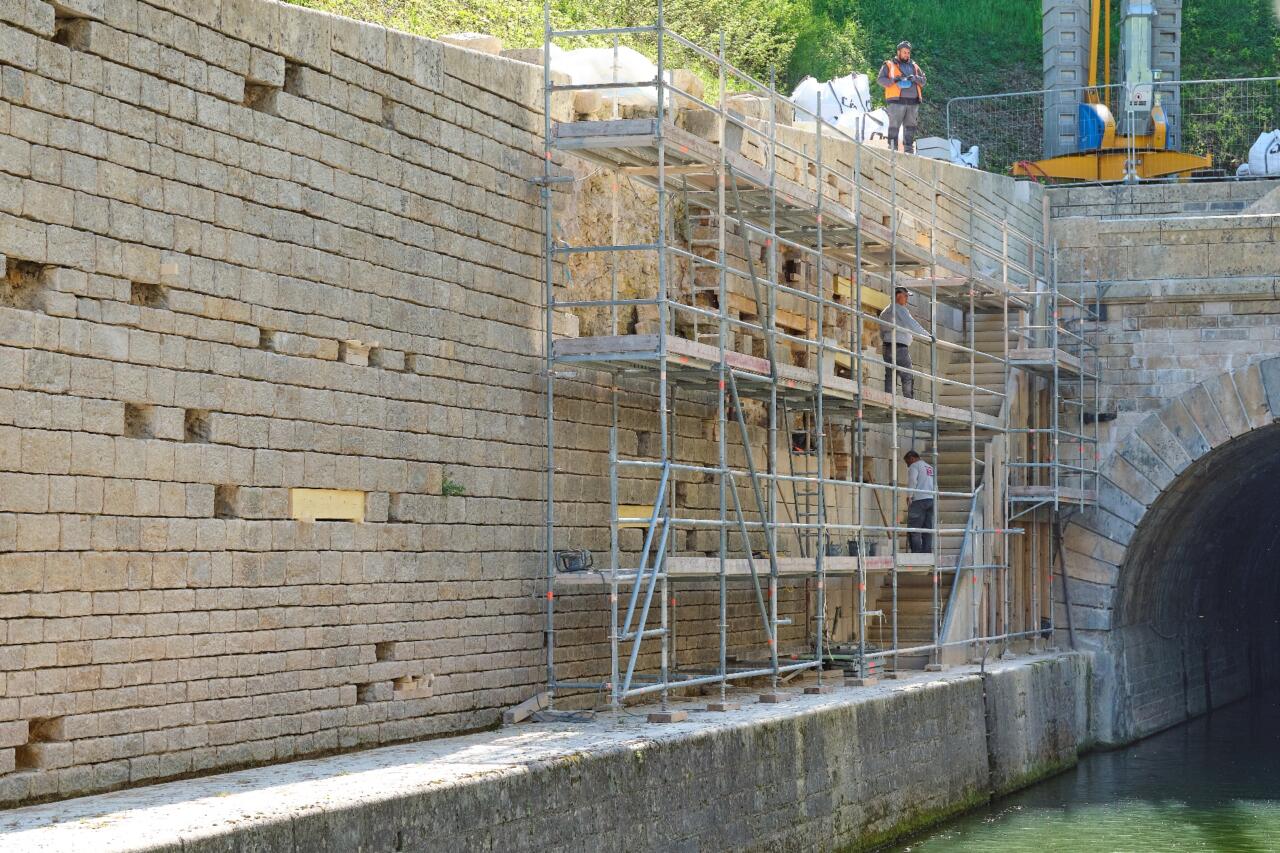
left=889, top=689, right=1280, bottom=852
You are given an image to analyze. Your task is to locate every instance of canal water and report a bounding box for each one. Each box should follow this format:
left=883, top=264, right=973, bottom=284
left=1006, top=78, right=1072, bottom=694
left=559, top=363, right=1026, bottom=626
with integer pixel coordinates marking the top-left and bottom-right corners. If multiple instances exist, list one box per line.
left=889, top=689, right=1280, bottom=852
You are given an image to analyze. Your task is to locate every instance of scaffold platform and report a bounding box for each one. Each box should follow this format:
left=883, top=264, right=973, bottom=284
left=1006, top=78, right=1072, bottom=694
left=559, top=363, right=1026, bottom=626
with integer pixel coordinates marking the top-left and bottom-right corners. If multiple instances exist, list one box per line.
left=553, top=334, right=1003, bottom=430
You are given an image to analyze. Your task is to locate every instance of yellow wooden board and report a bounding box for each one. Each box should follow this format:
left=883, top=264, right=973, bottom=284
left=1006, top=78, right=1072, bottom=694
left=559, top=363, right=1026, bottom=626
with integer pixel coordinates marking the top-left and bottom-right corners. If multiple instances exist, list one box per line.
left=618, top=504, right=656, bottom=529
left=834, top=277, right=890, bottom=312
left=290, top=488, right=366, bottom=522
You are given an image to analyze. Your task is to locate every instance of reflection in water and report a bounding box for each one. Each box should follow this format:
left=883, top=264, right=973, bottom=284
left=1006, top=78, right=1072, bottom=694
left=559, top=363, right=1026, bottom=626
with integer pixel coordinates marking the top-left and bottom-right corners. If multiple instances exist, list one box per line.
left=888, top=689, right=1280, bottom=852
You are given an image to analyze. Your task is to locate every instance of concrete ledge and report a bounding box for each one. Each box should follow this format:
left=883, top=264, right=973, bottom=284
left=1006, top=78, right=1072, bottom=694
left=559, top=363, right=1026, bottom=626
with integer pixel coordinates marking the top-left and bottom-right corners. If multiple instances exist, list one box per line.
left=0, top=655, right=1090, bottom=853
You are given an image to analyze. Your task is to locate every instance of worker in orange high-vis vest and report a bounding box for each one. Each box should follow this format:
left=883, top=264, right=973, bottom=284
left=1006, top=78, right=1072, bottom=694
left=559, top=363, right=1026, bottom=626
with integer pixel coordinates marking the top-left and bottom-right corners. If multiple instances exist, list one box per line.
left=877, top=41, right=926, bottom=154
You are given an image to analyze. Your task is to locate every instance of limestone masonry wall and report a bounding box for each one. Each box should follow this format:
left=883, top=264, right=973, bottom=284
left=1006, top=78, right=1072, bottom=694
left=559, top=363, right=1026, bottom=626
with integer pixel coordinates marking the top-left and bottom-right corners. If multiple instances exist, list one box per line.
left=0, top=0, right=577, bottom=804
left=0, top=0, right=1062, bottom=806
left=1048, top=179, right=1279, bottom=219
left=1052, top=181, right=1280, bottom=450
left=0, top=0, right=812, bottom=805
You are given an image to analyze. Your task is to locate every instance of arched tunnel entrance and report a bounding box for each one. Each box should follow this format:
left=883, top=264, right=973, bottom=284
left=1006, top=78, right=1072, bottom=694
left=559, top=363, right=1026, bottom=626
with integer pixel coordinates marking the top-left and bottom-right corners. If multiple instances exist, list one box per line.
left=1103, top=421, right=1280, bottom=742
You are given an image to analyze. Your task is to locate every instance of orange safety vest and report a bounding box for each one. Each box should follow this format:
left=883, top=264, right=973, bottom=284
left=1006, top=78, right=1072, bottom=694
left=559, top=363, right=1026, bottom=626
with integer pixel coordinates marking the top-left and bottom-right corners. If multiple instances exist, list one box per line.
left=884, top=60, right=924, bottom=102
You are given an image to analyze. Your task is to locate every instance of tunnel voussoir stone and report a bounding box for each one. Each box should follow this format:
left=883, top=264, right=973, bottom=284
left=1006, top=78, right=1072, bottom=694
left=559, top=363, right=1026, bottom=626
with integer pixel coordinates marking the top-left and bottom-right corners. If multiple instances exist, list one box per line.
left=1157, top=399, right=1211, bottom=462
left=1134, top=416, right=1194, bottom=475
left=1055, top=601, right=1112, bottom=632
left=1064, top=523, right=1126, bottom=566
left=1234, top=362, right=1275, bottom=429
left=1063, top=548, right=1119, bottom=587
left=1258, top=357, right=1280, bottom=418
left=1072, top=505, right=1136, bottom=548
left=1180, top=382, right=1231, bottom=448
left=1098, top=478, right=1145, bottom=526
left=1100, top=453, right=1160, bottom=507
left=1204, top=372, right=1253, bottom=437
left=1115, top=431, right=1176, bottom=491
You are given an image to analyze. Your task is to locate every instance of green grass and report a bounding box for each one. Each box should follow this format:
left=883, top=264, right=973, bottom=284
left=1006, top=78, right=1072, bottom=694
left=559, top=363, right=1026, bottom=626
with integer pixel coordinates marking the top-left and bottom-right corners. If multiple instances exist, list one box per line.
left=285, top=0, right=814, bottom=90
left=1183, top=0, right=1280, bottom=80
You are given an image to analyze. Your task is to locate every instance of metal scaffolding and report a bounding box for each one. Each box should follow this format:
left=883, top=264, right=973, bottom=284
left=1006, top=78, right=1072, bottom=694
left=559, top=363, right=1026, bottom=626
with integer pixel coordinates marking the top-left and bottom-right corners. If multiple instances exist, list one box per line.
left=538, top=6, right=1094, bottom=715
left=1005, top=251, right=1102, bottom=651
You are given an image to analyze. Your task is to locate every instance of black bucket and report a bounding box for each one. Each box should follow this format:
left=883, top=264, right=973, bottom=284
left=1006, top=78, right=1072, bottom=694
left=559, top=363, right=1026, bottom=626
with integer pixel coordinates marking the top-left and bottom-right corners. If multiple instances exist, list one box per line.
left=847, top=540, right=878, bottom=557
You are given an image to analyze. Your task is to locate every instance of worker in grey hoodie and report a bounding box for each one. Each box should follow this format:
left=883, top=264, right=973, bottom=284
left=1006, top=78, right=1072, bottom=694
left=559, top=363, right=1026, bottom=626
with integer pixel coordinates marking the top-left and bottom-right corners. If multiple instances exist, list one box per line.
left=878, top=286, right=930, bottom=399
left=903, top=450, right=936, bottom=554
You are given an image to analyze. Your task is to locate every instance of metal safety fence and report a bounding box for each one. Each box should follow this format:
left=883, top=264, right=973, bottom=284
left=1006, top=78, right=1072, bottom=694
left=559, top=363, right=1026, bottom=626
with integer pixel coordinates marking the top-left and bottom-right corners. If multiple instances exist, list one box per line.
left=946, top=76, right=1280, bottom=181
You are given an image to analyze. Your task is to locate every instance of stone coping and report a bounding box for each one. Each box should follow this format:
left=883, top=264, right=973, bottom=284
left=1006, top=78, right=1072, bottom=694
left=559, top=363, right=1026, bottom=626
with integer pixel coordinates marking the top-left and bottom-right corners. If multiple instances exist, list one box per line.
left=0, top=655, right=1071, bottom=851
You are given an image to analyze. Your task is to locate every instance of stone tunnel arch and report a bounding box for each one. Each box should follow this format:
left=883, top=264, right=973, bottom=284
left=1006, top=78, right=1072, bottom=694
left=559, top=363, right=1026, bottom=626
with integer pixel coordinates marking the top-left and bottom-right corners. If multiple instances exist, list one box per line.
left=1062, top=357, right=1280, bottom=745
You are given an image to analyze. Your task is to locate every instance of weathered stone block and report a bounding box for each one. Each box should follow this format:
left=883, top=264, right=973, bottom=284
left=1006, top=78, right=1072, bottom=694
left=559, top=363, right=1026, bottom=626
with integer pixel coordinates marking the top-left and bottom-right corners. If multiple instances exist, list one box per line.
left=247, top=47, right=284, bottom=88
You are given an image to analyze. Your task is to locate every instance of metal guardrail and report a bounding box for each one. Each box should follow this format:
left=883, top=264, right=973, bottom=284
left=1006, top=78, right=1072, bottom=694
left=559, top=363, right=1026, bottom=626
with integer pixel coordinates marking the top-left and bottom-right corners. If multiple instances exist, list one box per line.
left=946, top=76, right=1280, bottom=181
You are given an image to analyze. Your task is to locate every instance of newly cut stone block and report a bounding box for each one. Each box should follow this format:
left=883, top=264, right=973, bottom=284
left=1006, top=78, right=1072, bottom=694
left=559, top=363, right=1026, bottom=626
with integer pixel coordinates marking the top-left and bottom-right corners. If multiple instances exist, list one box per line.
left=438, top=33, right=501, bottom=55
left=289, top=488, right=366, bottom=523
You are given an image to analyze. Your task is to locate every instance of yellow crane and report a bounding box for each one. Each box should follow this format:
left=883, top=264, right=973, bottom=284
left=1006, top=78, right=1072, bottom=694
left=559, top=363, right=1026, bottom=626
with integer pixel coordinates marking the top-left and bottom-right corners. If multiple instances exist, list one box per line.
left=1015, top=0, right=1211, bottom=181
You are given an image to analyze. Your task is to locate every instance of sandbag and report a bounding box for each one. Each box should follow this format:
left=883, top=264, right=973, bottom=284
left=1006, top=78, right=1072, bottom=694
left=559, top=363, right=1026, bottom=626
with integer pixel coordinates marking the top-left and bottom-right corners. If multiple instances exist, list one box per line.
left=1247, top=130, right=1280, bottom=176
left=790, top=74, right=873, bottom=125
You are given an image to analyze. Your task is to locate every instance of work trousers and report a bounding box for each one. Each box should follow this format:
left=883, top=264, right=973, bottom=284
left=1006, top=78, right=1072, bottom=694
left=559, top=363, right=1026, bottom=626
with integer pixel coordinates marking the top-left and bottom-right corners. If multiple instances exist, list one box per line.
left=886, top=101, right=920, bottom=153
left=882, top=342, right=914, bottom=398
left=907, top=499, right=934, bottom=554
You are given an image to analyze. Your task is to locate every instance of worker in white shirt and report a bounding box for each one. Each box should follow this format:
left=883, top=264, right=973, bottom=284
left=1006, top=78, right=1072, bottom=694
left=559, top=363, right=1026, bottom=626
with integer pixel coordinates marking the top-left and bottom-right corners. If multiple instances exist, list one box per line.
left=878, top=287, right=930, bottom=399
left=903, top=450, right=935, bottom=553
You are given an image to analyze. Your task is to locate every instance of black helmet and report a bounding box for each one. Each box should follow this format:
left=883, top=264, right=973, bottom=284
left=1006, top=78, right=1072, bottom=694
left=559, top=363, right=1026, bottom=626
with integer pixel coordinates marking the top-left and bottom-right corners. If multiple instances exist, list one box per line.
left=897, top=40, right=913, bottom=52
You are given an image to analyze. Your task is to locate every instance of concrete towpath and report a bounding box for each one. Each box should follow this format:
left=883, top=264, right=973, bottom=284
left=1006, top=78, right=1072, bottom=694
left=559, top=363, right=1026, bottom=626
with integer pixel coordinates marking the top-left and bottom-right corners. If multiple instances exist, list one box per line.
left=0, top=654, right=1087, bottom=853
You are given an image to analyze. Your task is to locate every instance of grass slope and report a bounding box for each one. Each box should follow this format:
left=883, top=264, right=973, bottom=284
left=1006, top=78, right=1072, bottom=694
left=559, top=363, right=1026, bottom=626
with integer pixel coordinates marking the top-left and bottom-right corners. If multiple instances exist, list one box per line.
left=287, top=0, right=1277, bottom=92
left=288, top=0, right=1277, bottom=145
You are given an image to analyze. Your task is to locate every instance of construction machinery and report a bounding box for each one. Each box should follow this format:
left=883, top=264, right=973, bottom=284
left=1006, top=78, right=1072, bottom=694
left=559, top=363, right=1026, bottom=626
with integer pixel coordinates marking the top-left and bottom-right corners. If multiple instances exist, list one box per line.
left=1016, top=0, right=1212, bottom=181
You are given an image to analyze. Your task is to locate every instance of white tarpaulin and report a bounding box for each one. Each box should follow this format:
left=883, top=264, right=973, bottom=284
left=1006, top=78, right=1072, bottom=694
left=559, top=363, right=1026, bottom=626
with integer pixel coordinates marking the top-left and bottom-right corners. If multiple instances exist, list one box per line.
left=790, top=74, right=873, bottom=125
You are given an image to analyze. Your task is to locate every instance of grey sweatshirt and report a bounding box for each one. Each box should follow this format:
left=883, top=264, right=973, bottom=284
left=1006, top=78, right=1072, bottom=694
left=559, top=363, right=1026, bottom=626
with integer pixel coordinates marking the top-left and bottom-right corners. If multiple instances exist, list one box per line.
left=878, top=302, right=928, bottom=346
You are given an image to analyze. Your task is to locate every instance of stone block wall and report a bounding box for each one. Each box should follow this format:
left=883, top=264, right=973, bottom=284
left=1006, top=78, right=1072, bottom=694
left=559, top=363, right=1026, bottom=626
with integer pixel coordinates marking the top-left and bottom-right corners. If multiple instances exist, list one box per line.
left=0, top=0, right=541, bottom=803
left=0, top=0, right=815, bottom=805
left=1052, top=183, right=1280, bottom=449
left=1048, top=179, right=1280, bottom=219
left=0, top=0, right=1050, bottom=806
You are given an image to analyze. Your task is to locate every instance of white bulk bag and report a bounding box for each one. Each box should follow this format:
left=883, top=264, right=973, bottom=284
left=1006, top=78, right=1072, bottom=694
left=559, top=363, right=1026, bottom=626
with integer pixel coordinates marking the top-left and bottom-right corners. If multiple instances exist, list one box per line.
left=834, top=107, right=890, bottom=142
left=790, top=73, right=873, bottom=125
left=1247, top=130, right=1280, bottom=176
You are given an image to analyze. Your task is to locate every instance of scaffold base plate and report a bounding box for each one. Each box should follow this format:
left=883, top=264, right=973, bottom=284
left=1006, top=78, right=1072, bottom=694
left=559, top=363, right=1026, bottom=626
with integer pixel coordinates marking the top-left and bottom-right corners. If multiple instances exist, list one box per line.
left=647, top=710, right=689, bottom=724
